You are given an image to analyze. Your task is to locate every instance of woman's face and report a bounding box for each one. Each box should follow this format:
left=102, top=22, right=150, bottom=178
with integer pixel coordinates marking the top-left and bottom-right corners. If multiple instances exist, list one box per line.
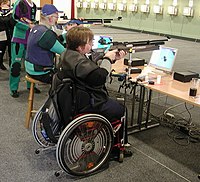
left=78, top=39, right=93, bottom=55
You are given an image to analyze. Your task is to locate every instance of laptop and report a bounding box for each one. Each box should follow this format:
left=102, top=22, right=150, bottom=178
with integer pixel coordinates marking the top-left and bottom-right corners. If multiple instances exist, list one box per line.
left=147, top=46, right=178, bottom=74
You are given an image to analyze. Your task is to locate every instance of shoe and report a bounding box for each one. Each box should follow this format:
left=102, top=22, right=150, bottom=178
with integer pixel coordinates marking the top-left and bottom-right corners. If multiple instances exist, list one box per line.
left=110, top=147, right=120, bottom=161
left=124, top=149, right=133, bottom=158
left=110, top=148, right=133, bottom=161
left=0, top=64, right=7, bottom=70
left=11, top=90, right=19, bottom=98
left=124, top=142, right=131, bottom=147
left=34, top=87, right=41, bottom=94
left=27, top=87, right=41, bottom=94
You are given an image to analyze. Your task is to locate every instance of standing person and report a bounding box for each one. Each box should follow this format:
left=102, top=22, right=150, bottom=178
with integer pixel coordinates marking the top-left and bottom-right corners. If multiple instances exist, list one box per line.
left=25, top=4, right=65, bottom=84
left=57, top=26, right=132, bottom=157
left=9, top=0, right=37, bottom=98
left=0, top=0, right=15, bottom=70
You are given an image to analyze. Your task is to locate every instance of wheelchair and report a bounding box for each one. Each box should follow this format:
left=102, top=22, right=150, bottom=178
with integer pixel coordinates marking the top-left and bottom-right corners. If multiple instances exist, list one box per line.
left=32, top=76, right=126, bottom=176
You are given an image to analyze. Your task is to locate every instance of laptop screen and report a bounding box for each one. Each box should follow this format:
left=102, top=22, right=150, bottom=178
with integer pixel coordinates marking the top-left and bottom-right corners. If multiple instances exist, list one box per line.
left=149, top=46, right=178, bottom=72
left=92, top=35, right=113, bottom=52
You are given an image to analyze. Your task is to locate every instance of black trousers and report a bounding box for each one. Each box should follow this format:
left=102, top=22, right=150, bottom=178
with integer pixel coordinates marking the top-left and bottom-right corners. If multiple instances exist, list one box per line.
left=27, top=72, right=54, bottom=84
left=80, top=98, right=128, bottom=144
left=99, top=98, right=128, bottom=144
left=0, top=40, right=11, bottom=65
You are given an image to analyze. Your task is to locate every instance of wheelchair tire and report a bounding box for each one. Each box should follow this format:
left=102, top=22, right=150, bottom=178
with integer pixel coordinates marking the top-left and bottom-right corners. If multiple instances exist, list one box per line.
left=32, top=106, right=55, bottom=148
left=56, top=114, right=114, bottom=176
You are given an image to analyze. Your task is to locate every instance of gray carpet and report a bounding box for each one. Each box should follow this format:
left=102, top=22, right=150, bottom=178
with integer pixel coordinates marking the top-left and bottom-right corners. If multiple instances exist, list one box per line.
left=0, top=27, right=199, bottom=182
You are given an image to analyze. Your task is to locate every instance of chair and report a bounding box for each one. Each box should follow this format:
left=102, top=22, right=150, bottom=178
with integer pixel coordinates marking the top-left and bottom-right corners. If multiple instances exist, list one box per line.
left=25, top=75, right=46, bottom=129
left=31, top=75, right=126, bottom=176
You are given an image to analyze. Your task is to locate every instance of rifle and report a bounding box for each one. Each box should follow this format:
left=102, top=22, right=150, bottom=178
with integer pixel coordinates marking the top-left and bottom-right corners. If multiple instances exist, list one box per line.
left=57, top=17, right=122, bottom=26
left=81, top=16, right=122, bottom=24
left=99, top=37, right=170, bottom=52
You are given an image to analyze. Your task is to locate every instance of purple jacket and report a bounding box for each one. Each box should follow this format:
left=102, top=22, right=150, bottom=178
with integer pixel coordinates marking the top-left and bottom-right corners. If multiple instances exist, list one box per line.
left=11, top=0, right=37, bottom=45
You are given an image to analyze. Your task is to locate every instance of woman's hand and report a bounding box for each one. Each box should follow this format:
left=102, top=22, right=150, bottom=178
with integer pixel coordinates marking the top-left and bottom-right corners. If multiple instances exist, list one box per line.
left=115, top=50, right=127, bottom=60
left=104, top=49, right=127, bottom=63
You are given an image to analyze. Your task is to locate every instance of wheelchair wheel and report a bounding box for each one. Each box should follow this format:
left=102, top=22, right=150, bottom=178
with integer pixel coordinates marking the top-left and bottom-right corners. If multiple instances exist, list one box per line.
left=32, top=106, right=55, bottom=148
left=56, top=114, right=114, bottom=176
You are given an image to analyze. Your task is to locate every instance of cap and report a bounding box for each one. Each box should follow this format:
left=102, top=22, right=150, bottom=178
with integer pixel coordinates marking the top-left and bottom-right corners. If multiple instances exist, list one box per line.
left=66, top=19, right=83, bottom=25
left=41, top=4, right=63, bottom=16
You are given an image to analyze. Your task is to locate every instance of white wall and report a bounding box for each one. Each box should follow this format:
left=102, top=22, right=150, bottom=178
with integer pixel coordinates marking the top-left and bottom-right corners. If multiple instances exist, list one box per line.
left=53, top=0, right=72, bottom=19
left=34, top=0, right=41, bottom=21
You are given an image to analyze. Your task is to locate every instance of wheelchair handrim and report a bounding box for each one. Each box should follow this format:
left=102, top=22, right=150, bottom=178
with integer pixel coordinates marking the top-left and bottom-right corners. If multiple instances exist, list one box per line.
left=56, top=114, right=113, bottom=176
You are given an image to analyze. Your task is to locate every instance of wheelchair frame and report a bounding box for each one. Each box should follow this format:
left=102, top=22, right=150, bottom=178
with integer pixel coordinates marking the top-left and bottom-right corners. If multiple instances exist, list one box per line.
left=32, top=108, right=124, bottom=176
left=32, top=75, right=126, bottom=176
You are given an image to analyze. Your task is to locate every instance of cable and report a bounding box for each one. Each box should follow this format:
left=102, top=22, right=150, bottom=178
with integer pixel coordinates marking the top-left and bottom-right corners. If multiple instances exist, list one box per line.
left=189, top=128, right=200, bottom=141
left=178, top=103, right=194, bottom=116
left=183, top=102, right=192, bottom=124
left=164, top=116, right=200, bottom=146
left=143, top=101, right=200, bottom=146
left=163, top=102, right=185, bottom=117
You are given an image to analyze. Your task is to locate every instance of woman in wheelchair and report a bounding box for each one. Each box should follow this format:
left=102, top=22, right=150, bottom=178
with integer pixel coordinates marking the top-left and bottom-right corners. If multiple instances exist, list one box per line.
left=56, top=26, right=132, bottom=158
left=33, top=26, right=132, bottom=176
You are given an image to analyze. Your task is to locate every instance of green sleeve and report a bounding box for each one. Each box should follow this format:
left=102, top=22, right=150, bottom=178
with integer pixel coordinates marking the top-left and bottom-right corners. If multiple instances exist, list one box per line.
left=38, top=29, right=65, bottom=54
left=15, top=21, right=29, bottom=31
left=61, top=33, right=66, bottom=45
left=50, top=40, right=65, bottom=54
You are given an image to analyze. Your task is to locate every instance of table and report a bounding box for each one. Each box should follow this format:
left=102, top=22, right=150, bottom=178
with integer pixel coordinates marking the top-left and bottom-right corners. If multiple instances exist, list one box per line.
left=111, top=59, right=200, bottom=133
left=143, top=75, right=200, bottom=107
